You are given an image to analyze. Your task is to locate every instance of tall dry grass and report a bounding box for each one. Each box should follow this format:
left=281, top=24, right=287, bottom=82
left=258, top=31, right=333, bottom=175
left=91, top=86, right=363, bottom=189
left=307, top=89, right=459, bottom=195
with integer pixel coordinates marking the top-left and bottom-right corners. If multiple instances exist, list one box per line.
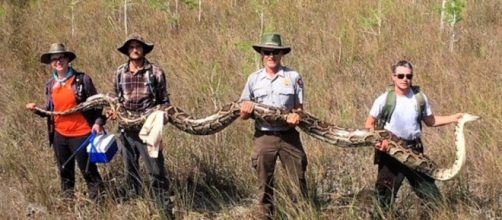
left=0, top=0, right=500, bottom=219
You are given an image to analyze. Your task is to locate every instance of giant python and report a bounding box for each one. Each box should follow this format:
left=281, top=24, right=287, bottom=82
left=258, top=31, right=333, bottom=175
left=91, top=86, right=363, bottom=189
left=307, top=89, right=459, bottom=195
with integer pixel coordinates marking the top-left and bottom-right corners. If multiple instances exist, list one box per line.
left=33, top=94, right=479, bottom=181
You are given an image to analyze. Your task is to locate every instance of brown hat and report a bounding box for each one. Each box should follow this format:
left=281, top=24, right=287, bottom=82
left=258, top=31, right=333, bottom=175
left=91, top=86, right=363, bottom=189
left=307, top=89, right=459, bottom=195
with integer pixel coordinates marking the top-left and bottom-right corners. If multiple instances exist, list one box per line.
left=252, top=33, right=291, bottom=55
left=117, top=33, right=154, bottom=56
left=40, top=43, right=76, bottom=64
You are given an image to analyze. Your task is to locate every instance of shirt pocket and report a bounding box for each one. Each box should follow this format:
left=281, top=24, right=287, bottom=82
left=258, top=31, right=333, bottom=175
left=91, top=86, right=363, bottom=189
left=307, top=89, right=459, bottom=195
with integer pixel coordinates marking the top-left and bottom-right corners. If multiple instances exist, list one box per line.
left=278, top=87, right=295, bottom=106
left=253, top=88, right=268, bottom=102
left=278, top=87, right=294, bottom=95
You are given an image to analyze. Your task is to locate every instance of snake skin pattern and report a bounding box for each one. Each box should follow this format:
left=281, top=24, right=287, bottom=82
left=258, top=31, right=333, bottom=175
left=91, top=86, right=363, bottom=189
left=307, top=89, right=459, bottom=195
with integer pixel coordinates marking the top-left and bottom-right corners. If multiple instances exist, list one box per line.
left=34, top=94, right=479, bottom=181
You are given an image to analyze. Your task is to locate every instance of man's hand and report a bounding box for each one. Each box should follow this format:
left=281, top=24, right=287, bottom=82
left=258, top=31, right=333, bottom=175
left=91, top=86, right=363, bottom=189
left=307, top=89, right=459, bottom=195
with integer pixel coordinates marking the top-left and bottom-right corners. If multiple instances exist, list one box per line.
left=452, top=113, right=464, bottom=123
left=26, top=103, right=37, bottom=112
left=105, top=110, right=117, bottom=120
left=286, top=112, right=301, bottom=127
left=92, top=124, right=105, bottom=135
left=240, top=101, right=255, bottom=120
left=375, top=139, right=390, bottom=152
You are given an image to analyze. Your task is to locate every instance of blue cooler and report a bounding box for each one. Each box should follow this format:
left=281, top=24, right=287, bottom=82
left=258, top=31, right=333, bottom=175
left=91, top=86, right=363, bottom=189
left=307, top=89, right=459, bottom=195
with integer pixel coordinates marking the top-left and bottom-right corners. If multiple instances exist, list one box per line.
left=86, top=133, right=119, bottom=163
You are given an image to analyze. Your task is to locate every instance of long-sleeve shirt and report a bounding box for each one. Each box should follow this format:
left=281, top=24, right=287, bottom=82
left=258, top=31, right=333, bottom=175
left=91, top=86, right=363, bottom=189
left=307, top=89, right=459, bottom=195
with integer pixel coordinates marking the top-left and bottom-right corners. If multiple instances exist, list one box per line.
left=113, top=59, right=170, bottom=112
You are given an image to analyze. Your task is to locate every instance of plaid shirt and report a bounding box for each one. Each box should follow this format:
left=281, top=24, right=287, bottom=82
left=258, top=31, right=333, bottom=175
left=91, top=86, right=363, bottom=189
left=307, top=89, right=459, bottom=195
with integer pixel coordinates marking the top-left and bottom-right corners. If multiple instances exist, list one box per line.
left=114, top=59, right=170, bottom=111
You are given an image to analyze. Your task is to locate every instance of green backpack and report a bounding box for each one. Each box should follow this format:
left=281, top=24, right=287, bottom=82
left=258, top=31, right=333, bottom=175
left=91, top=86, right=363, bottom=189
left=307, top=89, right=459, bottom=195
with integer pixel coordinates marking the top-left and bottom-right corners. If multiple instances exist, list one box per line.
left=376, top=85, right=426, bottom=130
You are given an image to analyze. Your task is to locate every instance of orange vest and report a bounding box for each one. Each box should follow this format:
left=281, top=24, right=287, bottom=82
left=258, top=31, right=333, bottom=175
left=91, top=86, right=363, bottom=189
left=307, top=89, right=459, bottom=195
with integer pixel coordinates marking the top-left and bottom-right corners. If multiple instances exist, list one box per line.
left=51, top=76, right=91, bottom=137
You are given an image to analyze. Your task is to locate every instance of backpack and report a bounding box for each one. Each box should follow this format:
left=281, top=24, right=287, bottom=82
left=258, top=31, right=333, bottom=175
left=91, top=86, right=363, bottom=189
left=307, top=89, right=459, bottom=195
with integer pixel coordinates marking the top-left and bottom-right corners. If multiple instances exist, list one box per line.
left=116, top=68, right=158, bottom=104
left=376, top=84, right=426, bottom=130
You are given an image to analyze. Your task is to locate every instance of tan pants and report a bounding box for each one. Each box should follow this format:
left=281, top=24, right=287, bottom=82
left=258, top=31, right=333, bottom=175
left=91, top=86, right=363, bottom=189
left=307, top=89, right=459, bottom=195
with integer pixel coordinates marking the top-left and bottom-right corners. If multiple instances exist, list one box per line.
left=251, top=129, right=308, bottom=220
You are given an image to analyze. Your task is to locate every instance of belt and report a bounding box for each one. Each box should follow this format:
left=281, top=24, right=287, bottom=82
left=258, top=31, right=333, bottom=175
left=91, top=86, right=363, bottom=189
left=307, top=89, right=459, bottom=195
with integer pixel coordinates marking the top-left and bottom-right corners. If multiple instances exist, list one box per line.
left=402, top=138, right=423, bottom=151
left=403, top=138, right=421, bottom=145
left=388, top=132, right=421, bottom=146
left=119, top=125, right=143, bottom=133
left=256, top=129, right=293, bottom=136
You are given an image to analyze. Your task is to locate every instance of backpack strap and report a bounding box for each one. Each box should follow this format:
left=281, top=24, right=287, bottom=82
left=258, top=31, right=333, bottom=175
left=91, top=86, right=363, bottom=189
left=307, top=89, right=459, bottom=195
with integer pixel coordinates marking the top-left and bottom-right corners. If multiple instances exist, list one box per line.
left=116, top=66, right=158, bottom=104
left=411, top=86, right=426, bottom=129
left=116, top=69, right=125, bottom=103
left=412, top=86, right=426, bottom=116
left=73, top=72, right=86, bottom=103
left=377, top=85, right=426, bottom=130
left=48, top=70, right=86, bottom=102
left=146, top=68, right=158, bottom=103
left=376, top=85, right=395, bottom=129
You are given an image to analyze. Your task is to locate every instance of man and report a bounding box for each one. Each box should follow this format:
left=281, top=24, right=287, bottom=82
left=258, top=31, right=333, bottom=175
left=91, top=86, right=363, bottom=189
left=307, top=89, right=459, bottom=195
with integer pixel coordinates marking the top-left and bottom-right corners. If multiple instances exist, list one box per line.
left=240, top=33, right=307, bottom=220
left=365, top=60, right=463, bottom=214
left=112, top=33, right=172, bottom=213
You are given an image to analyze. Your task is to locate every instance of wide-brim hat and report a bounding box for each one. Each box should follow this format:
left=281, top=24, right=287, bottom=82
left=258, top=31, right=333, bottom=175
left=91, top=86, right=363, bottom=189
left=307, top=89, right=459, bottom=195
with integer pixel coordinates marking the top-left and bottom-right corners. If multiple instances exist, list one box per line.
left=252, top=32, right=291, bottom=55
left=117, top=33, right=154, bottom=56
left=40, top=43, right=76, bottom=64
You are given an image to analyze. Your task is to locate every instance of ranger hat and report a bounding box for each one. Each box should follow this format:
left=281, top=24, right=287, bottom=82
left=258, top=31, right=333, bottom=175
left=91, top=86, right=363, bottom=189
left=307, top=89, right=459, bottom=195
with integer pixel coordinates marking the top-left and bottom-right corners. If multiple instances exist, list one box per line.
left=117, top=33, right=154, bottom=56
left=40, top=43, right=76, bottom=64
left=252, top=33, right=291, bottom=55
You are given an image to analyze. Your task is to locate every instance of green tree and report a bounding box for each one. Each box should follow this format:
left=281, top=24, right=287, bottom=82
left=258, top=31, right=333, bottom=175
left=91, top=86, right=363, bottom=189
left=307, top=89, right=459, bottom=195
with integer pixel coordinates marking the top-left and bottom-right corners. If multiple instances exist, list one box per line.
left=443, top=0, right=466, bottom=52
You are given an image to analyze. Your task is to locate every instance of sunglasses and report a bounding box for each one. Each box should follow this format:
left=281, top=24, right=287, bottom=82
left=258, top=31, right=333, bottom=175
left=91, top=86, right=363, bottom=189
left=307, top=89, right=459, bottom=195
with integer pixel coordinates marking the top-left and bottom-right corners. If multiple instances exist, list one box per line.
left=394, top=74, right=413, bottom=80
left=261, top=50, right=281, bottom=56
left=50, top=55, right=67, bottom=62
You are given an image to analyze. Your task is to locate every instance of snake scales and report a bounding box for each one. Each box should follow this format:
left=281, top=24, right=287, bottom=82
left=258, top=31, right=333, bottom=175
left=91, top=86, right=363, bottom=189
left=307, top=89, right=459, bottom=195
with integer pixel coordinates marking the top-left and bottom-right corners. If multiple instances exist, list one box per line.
left=34, top=94, right=479, bottom=181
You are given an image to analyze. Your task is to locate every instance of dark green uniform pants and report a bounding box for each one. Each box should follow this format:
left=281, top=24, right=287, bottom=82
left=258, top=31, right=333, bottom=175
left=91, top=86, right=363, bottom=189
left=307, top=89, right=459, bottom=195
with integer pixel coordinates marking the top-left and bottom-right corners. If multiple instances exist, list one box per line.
left=252, top=129, right=308, bottom=220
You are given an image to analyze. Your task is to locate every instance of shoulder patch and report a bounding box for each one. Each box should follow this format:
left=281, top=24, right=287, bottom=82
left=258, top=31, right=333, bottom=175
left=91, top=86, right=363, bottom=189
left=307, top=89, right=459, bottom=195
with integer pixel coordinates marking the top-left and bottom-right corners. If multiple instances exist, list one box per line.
left=297, top=78, right=304, bottom=88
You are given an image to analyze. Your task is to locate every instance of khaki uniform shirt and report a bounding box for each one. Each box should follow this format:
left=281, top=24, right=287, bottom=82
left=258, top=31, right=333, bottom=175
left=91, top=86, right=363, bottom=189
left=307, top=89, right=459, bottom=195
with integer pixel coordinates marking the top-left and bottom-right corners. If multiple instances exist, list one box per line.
left=240, top=66, right=304, bottom=131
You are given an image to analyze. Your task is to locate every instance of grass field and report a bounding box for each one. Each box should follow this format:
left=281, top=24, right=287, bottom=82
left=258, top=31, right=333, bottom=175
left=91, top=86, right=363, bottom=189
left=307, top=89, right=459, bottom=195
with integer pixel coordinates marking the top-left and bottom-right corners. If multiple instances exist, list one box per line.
left=0, top=0, right=500, bottom=219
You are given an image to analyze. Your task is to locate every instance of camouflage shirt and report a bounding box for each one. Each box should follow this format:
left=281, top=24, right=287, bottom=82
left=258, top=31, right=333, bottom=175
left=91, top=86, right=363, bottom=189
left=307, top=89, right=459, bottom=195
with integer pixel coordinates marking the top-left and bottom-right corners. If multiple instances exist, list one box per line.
left=114, top=59, right=170, bottom=112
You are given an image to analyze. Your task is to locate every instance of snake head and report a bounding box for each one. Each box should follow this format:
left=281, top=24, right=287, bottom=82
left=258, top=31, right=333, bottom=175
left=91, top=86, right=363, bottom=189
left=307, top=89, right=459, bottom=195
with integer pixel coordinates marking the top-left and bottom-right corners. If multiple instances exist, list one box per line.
left=461, top=113, right=481, bottom=123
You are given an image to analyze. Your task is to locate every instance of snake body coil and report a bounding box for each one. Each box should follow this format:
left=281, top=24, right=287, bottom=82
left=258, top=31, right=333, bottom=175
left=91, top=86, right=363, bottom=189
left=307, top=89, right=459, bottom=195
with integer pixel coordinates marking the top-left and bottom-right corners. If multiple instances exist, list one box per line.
left=34, top=94, right=479, bottom=181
